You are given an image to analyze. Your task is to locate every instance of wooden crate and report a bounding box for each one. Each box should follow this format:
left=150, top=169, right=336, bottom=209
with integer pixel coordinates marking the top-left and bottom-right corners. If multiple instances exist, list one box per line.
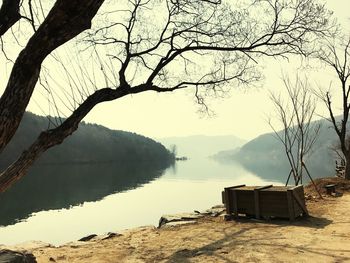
left=222, top=185, right=308, bottom=221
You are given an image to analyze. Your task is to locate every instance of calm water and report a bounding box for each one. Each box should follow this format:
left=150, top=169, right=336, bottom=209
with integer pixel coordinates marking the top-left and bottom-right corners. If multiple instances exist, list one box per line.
left=0, top=158, right=283, bottom=245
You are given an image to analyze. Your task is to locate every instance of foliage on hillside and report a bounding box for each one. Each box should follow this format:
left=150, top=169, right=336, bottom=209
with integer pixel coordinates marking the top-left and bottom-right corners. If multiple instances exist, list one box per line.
left=0, top=112, right=174, bottom=167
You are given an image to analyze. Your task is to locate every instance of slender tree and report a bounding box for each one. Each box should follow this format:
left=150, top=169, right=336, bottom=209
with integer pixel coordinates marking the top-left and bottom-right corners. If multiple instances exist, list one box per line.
left=0, top=0, right=334, bottom=191
left=269, top=75, right=321, bottom=191
left=315, top=35, right=350, bottom=179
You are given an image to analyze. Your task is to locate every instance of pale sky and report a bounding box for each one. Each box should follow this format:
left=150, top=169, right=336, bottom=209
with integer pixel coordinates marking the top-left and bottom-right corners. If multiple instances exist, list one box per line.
left=1, top=0, right=349, bottom=141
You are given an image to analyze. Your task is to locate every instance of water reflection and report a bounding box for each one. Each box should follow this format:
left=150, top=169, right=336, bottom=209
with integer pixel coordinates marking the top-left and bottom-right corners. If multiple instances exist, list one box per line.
left=222, top=160, right=333, bottom=183
left=0, top=161, right=167, bottom=227
left=0, top=158, right=277, bottom=245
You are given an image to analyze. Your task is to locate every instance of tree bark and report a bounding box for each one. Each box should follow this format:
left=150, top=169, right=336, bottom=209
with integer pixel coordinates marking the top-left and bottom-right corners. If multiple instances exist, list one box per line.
left=0, top=0, right=21, bottom=37
left=345, top=153, right=350, bottom=180
left=0, top=87, right=129, bottom=192
left=0, top=0, right=105, bottom=153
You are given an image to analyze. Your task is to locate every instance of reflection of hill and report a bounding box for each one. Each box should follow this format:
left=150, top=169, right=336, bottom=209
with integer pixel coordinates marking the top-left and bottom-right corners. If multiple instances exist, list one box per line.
left=214, top=119, right=337, bottom=182
left=0, top=161, right=168, bottom=226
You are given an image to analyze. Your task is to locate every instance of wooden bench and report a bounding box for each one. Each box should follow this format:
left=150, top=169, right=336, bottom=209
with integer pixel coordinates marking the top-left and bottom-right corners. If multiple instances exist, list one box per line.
left=222, top=185, right=308, bottom=221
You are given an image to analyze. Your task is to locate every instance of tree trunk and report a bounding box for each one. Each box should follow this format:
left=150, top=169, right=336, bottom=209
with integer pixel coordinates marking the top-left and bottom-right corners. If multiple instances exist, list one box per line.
left=0, top=0, right=105, bottom=153
left=0, top=0, right=21, bottom=37
left=345, top=154, right=350, bottom=180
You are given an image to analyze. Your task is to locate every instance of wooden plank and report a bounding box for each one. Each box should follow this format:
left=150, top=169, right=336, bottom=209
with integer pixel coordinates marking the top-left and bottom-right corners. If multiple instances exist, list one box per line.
left=263, top=186, right=290, bottom=192
left=259, top=194, right=287, bottom=201
left=232, top=189, right=238, bottom=219
left=224, top=188, right=231, bottom=214
left=254, top=185, right=273, bottom=191
left=287, top=189, right=295, bottom=221
left=259, top=192, right=286, bottom=199
left=225, top=184, right=246, bottom=190
left=223, top=185, right=246, bottom=215
left=292, top=190, right=309, bottom=216
left=259, top=203, right=289, bottom=211
left=254, top=189, right=260, bottom=219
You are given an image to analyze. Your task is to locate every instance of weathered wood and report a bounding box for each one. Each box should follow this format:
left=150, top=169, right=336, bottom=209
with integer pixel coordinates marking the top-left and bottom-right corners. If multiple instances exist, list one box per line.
left=224, top=189, right=231, bottom=214
left=255, top=185, right=273, bottom=191
left=223, top=185, right=308, bottom=220
left=254, top=185, right=273, bottom=219
left=292, top=189, right=309, bottom=216
left=286, top=189, right=295, bottom=221
left=232, top=190, right=238, bottom=219
left=254, top=189, right=260, bottom=219
left=225, top=184, right=246, bottom=190
left=223, top=185, right=246, bottom=215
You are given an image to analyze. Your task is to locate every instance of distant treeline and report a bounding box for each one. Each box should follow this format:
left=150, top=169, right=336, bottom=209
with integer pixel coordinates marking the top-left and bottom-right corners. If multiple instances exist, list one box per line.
left=0, top=112, right=174, bottom=167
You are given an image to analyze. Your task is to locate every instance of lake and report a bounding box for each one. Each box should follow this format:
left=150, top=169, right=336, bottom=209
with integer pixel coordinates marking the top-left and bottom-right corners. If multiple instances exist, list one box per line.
left=0, top=158, right=283, bottom=246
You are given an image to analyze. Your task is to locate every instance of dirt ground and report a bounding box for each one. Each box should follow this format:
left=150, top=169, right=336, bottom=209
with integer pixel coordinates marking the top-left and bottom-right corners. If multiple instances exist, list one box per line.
left=7, top=178, right=350, bottom=262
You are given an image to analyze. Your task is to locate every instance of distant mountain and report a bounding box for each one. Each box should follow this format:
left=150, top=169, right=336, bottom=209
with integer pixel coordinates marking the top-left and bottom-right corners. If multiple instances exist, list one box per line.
left=211, top=147, right=241, bottom=161
left=213, top=119, right=338, bottom=182
left=157, top=135, right=246, bottom=158
left=0, top=112, right=174, bottom=167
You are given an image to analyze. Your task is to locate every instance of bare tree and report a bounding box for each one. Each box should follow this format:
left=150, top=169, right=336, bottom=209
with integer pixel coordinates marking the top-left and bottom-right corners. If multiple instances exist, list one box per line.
left=0, top=0, right=334, bottom=192
left=269, top=75, right=321, bottom=192
left=314, top=35, right=350, bottom=180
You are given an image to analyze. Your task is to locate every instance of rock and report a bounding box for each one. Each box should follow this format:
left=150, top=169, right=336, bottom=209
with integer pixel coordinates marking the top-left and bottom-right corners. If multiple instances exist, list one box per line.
left=194, top=206, right=226, bottom=216
left=211, top=204, right=225, bottom=209
left=78, top=234, right=97, bottom=242
left=331, top=192, right=343, bottom=197
left=158, top=206, right=226, bottom=228
left=1, top=241, right=52, bottom=252
left=162, top=220, right=197, bottom=227
left=158, top=212, right=204, bottom=228
left=101, top=232, right=122, bottom=240
left=0, top=249, right=37, bottom=263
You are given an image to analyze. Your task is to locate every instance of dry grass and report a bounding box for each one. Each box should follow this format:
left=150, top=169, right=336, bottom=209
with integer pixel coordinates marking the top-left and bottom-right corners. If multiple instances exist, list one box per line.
left=304, top=176, right=350, bottom=197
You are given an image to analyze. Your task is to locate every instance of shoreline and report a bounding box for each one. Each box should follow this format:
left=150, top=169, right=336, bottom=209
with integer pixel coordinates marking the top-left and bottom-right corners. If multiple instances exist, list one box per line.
left=2, top=178, right=350, bottom=262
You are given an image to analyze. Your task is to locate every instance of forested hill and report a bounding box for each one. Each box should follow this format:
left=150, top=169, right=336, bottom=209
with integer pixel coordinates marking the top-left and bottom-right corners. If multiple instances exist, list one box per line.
left=0, top=112, right=174, bottom=167
left=213, top=118, right=338, bottom=181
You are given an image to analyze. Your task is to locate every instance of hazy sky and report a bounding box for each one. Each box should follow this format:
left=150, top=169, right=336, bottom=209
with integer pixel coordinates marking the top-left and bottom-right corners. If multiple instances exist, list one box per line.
left=1, top=0, right=349, bottom=141
left=84, top=0, right=348, bottom=140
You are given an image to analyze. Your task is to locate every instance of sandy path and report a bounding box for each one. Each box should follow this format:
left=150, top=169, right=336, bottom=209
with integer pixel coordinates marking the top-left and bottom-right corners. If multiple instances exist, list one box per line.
left=27, top=194, right=350, bottom=263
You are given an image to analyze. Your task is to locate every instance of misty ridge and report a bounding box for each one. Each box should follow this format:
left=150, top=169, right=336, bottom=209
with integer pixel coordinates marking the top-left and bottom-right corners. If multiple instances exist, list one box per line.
left=158, top=135, right=246, bottom=159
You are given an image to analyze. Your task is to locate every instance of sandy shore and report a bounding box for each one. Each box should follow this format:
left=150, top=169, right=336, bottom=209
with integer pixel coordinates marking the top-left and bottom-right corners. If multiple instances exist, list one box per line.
left=3, top=179, right=350, bottom=262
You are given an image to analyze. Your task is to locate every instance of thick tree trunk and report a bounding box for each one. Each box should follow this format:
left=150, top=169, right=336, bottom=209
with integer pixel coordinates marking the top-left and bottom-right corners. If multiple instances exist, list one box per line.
left=0, top=0, right=105, bottom=153
left=0, top=87, right=129, bottom=192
